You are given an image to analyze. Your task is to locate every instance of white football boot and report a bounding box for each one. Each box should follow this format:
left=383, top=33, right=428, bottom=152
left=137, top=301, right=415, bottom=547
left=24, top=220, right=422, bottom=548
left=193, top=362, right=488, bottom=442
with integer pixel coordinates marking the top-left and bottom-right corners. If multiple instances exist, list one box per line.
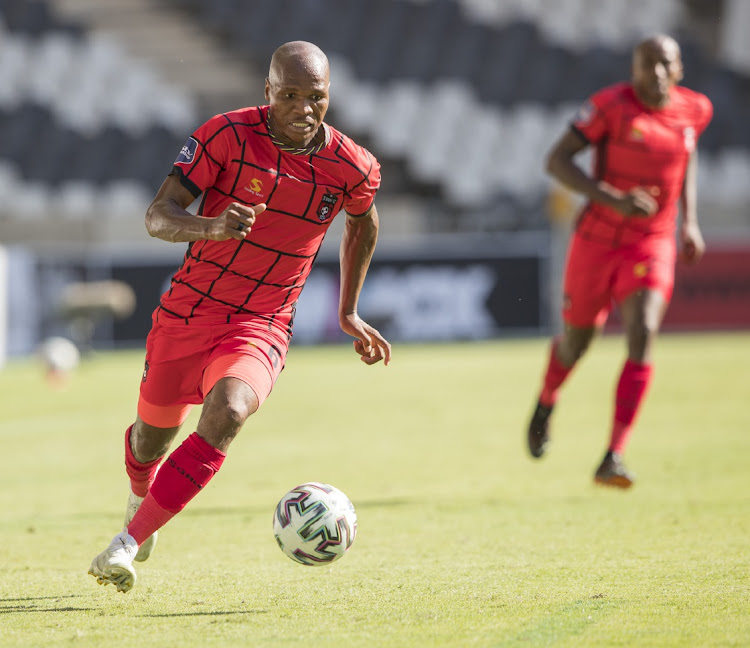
left=124, top=491, right=158, bottom=562
left=88, top=531, right=138, bottom=593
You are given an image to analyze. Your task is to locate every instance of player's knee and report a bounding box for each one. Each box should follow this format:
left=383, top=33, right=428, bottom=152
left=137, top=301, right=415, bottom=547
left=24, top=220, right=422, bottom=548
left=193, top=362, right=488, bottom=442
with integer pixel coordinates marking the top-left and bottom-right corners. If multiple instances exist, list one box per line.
left=628, top=316, right=659, bottom=357
left=559, top=328, right=596, bottom=364
left=203, top=379, right=259, bottom=429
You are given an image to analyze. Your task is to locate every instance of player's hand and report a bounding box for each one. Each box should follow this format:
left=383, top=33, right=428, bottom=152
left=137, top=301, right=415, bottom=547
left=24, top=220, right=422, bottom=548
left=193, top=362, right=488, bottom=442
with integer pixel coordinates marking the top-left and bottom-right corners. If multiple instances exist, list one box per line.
left=207, top=202, right=266, bottom=240
left=611, top=187, right=658, bottom=218
left=679, top=221, right=705, bottom=265
left=340, top=312, right=391, bottom=366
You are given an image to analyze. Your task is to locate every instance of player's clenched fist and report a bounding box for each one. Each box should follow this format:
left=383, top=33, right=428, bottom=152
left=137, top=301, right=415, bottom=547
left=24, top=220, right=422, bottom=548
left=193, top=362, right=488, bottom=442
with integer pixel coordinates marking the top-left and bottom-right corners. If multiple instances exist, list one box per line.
left=613, top=187, right=658, bottom=218
left=209, top=202, right=267, bottom=240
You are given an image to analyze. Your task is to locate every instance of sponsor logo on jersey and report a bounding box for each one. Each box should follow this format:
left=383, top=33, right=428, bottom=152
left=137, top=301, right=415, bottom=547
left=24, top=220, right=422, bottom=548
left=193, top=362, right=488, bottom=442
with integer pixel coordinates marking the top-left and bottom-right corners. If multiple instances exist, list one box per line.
left=629, top=126, right=644, bottom=141
left=243, top=178, right=264, bottom=197
left=142, top=360, right=149, bottom=383
left=175, top=136, right=198, bottom=164
left=316, top=191, right=338, bottom=222
left=633, top=261, right=648, bottom=278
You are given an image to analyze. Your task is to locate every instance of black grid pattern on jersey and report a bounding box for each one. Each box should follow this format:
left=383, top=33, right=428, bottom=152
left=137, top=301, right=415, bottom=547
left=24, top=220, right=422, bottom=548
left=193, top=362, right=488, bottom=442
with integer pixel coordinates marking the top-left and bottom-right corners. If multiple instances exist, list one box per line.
left=162, top=110, right=377, bottom=330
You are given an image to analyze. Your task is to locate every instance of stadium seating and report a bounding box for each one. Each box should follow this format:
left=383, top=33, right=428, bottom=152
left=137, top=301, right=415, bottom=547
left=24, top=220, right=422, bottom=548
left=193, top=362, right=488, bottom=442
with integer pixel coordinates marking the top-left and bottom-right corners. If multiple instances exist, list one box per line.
left=160, top=0, right=749, bottom=231
left=1, top=0, right=748, bottom=235
left=0, top=0, right=197, bottom=223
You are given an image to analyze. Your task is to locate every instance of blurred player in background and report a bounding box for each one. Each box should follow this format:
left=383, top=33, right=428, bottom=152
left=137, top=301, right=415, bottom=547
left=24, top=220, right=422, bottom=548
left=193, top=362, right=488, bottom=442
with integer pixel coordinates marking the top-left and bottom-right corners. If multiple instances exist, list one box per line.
left=89, top=40, right=390, bottom=592
left=526, top=34, right=712, bottom=488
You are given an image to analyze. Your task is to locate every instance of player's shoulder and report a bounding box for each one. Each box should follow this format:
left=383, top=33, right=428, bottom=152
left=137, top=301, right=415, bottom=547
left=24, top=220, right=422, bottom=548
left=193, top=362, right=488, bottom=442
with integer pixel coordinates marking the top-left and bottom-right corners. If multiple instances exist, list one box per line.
left=325, top=122, right=379, bottom=167
left=589, top=82, right=632, bottom=108
left=197, top=106, right=264, bottom=136
left=673, top=86, right=713, bottom=122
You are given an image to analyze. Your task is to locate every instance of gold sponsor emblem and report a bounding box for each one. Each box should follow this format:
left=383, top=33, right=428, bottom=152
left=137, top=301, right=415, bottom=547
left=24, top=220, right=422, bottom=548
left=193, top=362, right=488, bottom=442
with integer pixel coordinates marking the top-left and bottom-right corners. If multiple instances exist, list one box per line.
left=244, top=178, right=264, bottom=196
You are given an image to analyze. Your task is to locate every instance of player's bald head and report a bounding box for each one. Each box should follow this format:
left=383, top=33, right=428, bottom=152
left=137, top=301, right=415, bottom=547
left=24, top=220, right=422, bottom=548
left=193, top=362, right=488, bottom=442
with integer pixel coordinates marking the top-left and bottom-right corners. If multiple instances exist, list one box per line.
left=633, top=34, right=681, bottom=65
left=631, top=34, right=683, bottom=107
left=268, top=41, right=329, bottom=87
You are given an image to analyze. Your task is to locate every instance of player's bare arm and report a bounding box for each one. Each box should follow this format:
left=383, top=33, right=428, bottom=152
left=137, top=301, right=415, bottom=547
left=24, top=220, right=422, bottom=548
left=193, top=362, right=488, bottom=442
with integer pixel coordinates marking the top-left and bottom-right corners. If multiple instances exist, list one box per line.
left=678, top=150, right=705, bottom=265
left=145, top=175, right=266, bottom=243
left=338, top=206, right=391, bottom=366
left=546, top=129, right=657, bottom=218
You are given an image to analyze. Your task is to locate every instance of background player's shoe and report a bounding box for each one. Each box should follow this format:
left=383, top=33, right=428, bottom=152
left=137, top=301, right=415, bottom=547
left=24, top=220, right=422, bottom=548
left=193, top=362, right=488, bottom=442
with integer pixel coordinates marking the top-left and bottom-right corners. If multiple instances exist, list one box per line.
left=594, top=451, right=635, bottom=489
left=527, top=401, right=553, bottom=458
left=88, top=531, right=138, bottom=593
left=125, top=491, right=158, bottom=562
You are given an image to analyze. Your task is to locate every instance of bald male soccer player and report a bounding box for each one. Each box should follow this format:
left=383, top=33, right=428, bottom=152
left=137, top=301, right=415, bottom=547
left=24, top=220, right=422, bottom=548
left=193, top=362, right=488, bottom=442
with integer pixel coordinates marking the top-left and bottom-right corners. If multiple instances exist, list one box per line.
left=526, top=34, right=712, bottom=488
left=89, top=41, right=391, bottom=592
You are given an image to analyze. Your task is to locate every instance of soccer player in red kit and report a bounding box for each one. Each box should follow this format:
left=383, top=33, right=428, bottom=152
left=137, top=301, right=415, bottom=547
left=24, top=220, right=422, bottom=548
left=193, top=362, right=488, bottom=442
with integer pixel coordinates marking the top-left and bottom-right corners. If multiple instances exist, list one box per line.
left=89, top=41, right=391, bottom=592
left=526, top=35, right=712, bottom=487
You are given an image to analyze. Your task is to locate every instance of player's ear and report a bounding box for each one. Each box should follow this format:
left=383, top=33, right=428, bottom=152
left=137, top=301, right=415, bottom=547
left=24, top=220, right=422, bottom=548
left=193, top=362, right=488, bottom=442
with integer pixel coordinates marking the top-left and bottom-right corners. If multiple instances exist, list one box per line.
left=264, top=78, right=271, bottom=101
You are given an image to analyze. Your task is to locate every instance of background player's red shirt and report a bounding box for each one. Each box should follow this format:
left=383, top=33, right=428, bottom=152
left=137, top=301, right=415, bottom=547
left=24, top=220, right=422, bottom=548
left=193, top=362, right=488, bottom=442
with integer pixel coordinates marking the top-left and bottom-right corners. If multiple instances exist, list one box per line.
left=571, top=82, right=713, bottom=246
left=159, top=106, right=380, bottom=335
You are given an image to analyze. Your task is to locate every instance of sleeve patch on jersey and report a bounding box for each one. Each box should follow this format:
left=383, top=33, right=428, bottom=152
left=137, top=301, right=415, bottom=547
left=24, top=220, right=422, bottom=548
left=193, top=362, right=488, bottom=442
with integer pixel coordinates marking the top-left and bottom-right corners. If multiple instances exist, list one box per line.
left=573, top=100, right=595, bottom=126
left=175, top=136, right=199, bottom=164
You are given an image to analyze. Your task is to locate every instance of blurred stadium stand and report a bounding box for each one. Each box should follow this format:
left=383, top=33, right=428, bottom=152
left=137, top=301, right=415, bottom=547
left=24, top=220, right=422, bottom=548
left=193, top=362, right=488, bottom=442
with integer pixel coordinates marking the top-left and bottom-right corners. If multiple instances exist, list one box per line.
left=0, top=0, right=749, bottom=356
left=0, top=0, right=748, bottom=245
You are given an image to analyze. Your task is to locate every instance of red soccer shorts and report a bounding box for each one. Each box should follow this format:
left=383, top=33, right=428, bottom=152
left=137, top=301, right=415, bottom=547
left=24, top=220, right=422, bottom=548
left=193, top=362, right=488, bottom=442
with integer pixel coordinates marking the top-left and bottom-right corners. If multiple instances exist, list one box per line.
left=562, top=232, right=677, bottom=328
left=138, top=316, right=288, bottom=428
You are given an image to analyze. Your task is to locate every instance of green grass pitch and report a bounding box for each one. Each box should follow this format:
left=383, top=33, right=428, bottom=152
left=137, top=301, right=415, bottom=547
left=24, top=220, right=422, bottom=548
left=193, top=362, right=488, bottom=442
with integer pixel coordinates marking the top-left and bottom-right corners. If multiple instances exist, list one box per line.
left=0, top=333, right=748, bottom=647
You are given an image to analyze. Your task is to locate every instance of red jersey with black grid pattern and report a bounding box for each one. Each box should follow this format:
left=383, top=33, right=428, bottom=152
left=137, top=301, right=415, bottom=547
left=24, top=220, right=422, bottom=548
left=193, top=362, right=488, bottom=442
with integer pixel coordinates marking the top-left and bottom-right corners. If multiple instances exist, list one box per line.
left=158, top=105, right=380, bottom=334
left=571, top=82, right=712, bottom=246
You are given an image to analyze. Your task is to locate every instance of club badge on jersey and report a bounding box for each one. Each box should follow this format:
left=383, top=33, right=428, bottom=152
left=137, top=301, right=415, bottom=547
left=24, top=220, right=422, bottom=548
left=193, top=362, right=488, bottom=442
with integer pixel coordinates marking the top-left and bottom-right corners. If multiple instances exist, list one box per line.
left=316, top=192, right=338, bottom=222
left=175, top=137, right=199, bottom=165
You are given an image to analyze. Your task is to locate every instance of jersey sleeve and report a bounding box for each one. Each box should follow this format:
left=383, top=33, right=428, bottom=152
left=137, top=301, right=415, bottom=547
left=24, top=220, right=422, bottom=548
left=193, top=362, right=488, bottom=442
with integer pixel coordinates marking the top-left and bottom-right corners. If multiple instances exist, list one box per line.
left=570, top=90, right=611, bottom=144
left=694, top=93, right=714, bottom=136
left=341, top=142, right=381, bottom=217
left=170, top=113, right=233, bottom=197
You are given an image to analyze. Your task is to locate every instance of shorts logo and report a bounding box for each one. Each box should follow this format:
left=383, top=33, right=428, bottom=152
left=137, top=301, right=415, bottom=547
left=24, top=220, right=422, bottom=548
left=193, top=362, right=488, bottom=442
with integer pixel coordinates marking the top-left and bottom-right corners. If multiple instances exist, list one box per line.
left=175, top=137, right=199, bottom=164
left=316, top=191, right=338, bottom=222
left=243, top=178, right=264, bottom=197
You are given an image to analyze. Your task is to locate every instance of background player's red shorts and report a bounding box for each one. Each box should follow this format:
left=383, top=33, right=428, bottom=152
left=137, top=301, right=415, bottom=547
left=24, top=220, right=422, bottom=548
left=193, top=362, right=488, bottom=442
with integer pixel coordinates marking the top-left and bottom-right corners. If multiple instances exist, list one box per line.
left=562, top=232, right=677, bottom=328
left=138, top=315, right=288, bottom=427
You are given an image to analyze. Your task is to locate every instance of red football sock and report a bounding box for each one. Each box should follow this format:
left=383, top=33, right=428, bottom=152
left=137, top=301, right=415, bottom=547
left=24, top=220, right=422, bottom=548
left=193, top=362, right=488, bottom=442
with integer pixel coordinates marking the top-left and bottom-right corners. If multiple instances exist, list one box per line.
left=610, top=359, right=653, bottom=454
left=126, top=432, right=226, bottom=546
left=124, top=425, right=161, bottom=497
left=539, top=338, right=575, bottom=407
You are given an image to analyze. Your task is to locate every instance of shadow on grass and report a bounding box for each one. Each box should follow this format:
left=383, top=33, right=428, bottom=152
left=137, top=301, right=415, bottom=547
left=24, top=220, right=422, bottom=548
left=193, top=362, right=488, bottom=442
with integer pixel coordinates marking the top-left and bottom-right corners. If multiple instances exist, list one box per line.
left=0, top=594, right=93, bottom=614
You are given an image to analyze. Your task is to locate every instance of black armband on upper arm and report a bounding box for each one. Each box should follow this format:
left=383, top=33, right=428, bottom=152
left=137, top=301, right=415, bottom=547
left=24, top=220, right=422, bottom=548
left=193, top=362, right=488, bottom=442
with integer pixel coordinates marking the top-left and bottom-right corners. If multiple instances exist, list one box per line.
left=168, top=166, right=202, bottom=198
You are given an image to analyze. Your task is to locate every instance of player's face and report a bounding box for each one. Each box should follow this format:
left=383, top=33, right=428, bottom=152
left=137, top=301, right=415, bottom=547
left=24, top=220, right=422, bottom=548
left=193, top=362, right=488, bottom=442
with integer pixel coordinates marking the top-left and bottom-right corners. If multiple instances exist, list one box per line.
left=265, top=61, right=329, bottom=148
left=632, top=40, right=683, bottom=108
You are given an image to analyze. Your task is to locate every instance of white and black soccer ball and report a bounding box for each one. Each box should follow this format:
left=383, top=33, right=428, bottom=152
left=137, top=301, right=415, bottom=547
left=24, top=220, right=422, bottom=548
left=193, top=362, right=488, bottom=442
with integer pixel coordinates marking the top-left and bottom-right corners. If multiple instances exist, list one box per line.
left=273, top=482, right=357, bottom=566
left=38, top=336, right=80, bottom=373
